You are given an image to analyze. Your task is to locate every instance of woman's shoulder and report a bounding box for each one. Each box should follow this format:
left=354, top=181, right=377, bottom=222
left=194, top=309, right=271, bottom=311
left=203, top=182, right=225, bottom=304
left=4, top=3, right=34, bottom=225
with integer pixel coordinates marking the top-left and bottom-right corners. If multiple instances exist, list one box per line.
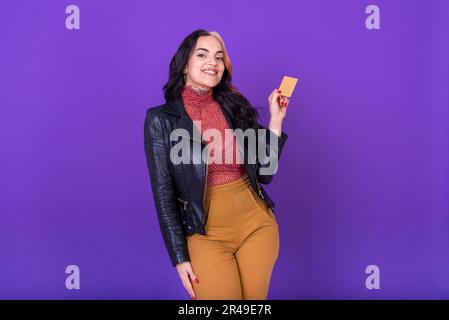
left=144, top=101, right=175, bottom=134
left=145, top=101, right=175, bottom=124
left=145, top=102, right=168, bottom=117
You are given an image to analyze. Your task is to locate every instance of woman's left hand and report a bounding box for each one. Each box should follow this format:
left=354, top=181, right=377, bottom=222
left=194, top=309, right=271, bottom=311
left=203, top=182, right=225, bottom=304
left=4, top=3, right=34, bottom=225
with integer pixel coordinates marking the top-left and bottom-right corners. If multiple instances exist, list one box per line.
left=268, top=89, right=289, bottom=122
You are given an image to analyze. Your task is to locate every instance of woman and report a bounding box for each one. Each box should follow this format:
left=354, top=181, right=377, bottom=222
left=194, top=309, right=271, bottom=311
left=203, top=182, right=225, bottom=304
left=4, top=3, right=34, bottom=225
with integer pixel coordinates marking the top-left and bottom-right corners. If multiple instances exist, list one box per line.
left=144, top=29, right=290, bottom=300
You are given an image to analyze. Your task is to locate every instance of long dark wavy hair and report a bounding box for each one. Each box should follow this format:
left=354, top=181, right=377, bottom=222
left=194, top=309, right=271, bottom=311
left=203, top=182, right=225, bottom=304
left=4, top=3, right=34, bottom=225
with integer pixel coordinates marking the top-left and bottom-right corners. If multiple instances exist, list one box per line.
left=162, top=29, right=259, bottom=130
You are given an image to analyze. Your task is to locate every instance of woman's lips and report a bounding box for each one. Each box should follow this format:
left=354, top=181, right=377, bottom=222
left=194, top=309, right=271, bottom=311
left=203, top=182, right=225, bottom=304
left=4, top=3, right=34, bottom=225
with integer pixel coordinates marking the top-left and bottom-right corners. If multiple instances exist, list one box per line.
left=202, top=70, right=217, bottom=77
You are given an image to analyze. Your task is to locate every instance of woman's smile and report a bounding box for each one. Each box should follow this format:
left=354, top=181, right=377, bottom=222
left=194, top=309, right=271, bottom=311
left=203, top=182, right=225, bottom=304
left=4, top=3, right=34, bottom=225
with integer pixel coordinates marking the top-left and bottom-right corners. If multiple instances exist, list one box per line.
left=202, top=68, right=218, bottom=77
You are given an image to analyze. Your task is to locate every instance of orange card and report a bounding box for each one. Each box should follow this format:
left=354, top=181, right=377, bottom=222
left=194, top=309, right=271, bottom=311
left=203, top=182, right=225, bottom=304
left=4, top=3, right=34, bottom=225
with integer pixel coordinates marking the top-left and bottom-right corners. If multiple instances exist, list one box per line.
left=278, top=76, right=298, bottom=98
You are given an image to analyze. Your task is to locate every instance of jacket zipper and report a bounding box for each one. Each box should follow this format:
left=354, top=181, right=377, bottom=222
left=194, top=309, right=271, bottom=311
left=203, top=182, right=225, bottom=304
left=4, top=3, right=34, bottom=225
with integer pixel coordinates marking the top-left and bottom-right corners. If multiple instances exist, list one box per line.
left=177, top=197, right=188, bottom=210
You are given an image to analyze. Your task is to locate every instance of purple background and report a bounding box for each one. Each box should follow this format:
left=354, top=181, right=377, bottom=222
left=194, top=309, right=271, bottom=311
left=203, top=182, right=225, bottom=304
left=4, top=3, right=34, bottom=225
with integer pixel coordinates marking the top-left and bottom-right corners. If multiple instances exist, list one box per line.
left=1, top=0, right=448, bottom=299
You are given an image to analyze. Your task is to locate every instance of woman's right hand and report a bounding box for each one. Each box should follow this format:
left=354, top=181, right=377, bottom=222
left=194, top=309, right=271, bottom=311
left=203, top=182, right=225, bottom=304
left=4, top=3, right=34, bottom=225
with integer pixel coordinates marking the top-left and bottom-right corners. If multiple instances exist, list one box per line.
left=176, top=261, right=199, bottom=300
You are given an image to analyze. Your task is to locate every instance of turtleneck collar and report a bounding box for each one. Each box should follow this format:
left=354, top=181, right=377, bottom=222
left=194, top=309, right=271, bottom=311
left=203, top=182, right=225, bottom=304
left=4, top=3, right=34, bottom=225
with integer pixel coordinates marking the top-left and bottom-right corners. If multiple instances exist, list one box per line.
left=181, top=84, right=213, bottom=104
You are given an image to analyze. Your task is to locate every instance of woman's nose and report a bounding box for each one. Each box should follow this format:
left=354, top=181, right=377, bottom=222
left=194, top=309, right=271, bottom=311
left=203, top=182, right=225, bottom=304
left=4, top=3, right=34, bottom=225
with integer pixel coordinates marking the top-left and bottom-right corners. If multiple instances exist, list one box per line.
left=207, top=58, right=219, bottom=65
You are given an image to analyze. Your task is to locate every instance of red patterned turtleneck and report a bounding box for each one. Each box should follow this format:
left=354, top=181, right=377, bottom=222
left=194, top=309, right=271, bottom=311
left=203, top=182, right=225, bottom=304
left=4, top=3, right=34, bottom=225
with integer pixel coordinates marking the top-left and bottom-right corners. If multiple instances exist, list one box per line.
left=181, top=84, right=247, bottom=186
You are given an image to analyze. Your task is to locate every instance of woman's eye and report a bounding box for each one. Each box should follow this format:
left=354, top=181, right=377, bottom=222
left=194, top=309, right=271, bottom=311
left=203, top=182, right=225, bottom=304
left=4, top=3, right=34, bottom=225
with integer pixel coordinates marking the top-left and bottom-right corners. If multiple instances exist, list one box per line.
left=197, top=54, right=224, bottom=61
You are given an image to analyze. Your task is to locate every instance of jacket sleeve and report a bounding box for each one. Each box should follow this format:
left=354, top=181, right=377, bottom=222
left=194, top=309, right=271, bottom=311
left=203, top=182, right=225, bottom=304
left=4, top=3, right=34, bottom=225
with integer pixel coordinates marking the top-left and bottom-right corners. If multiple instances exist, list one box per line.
left=144, top=109, right=190, bottom=267
left=254, top=123, right=288, bottom=185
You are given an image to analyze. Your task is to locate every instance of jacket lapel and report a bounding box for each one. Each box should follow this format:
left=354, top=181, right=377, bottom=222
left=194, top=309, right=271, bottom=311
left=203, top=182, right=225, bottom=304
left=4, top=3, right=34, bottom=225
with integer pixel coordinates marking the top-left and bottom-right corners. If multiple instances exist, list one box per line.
left=162, top=97, right=202, bottom=143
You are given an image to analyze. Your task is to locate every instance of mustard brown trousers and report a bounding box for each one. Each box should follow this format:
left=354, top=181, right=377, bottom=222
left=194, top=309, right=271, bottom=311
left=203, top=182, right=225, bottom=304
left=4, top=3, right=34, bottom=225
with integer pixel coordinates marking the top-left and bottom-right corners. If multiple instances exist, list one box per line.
left=186, top=174, right=280, bottom=300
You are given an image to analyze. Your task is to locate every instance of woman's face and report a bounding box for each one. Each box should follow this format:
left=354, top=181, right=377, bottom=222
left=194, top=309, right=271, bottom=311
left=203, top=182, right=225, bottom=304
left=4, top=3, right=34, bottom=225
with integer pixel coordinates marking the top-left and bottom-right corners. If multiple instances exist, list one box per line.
left=183, top=35, right=225, bottom=91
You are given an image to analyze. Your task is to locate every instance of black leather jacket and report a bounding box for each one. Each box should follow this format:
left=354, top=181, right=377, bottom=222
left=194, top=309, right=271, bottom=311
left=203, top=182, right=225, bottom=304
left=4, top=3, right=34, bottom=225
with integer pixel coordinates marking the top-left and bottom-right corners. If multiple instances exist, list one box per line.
left=143, top=97, right=288, bottom=266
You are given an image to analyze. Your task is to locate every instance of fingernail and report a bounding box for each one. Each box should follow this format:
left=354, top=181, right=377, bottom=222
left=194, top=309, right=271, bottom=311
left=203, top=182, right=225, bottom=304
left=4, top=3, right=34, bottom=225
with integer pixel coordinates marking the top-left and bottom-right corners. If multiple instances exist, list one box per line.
left=195, top=278, right=200, bottom=284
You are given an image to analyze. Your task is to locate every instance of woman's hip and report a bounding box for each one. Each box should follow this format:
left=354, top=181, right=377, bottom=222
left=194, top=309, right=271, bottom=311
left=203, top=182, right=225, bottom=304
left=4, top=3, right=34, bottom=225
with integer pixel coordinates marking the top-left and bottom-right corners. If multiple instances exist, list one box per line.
left=202, top=174, right=278, bottom=233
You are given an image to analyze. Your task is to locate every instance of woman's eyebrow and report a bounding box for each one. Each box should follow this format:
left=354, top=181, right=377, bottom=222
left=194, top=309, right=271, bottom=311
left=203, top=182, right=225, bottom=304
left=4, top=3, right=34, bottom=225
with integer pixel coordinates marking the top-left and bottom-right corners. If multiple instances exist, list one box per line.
left=195, top=48, right=224, bottom=54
